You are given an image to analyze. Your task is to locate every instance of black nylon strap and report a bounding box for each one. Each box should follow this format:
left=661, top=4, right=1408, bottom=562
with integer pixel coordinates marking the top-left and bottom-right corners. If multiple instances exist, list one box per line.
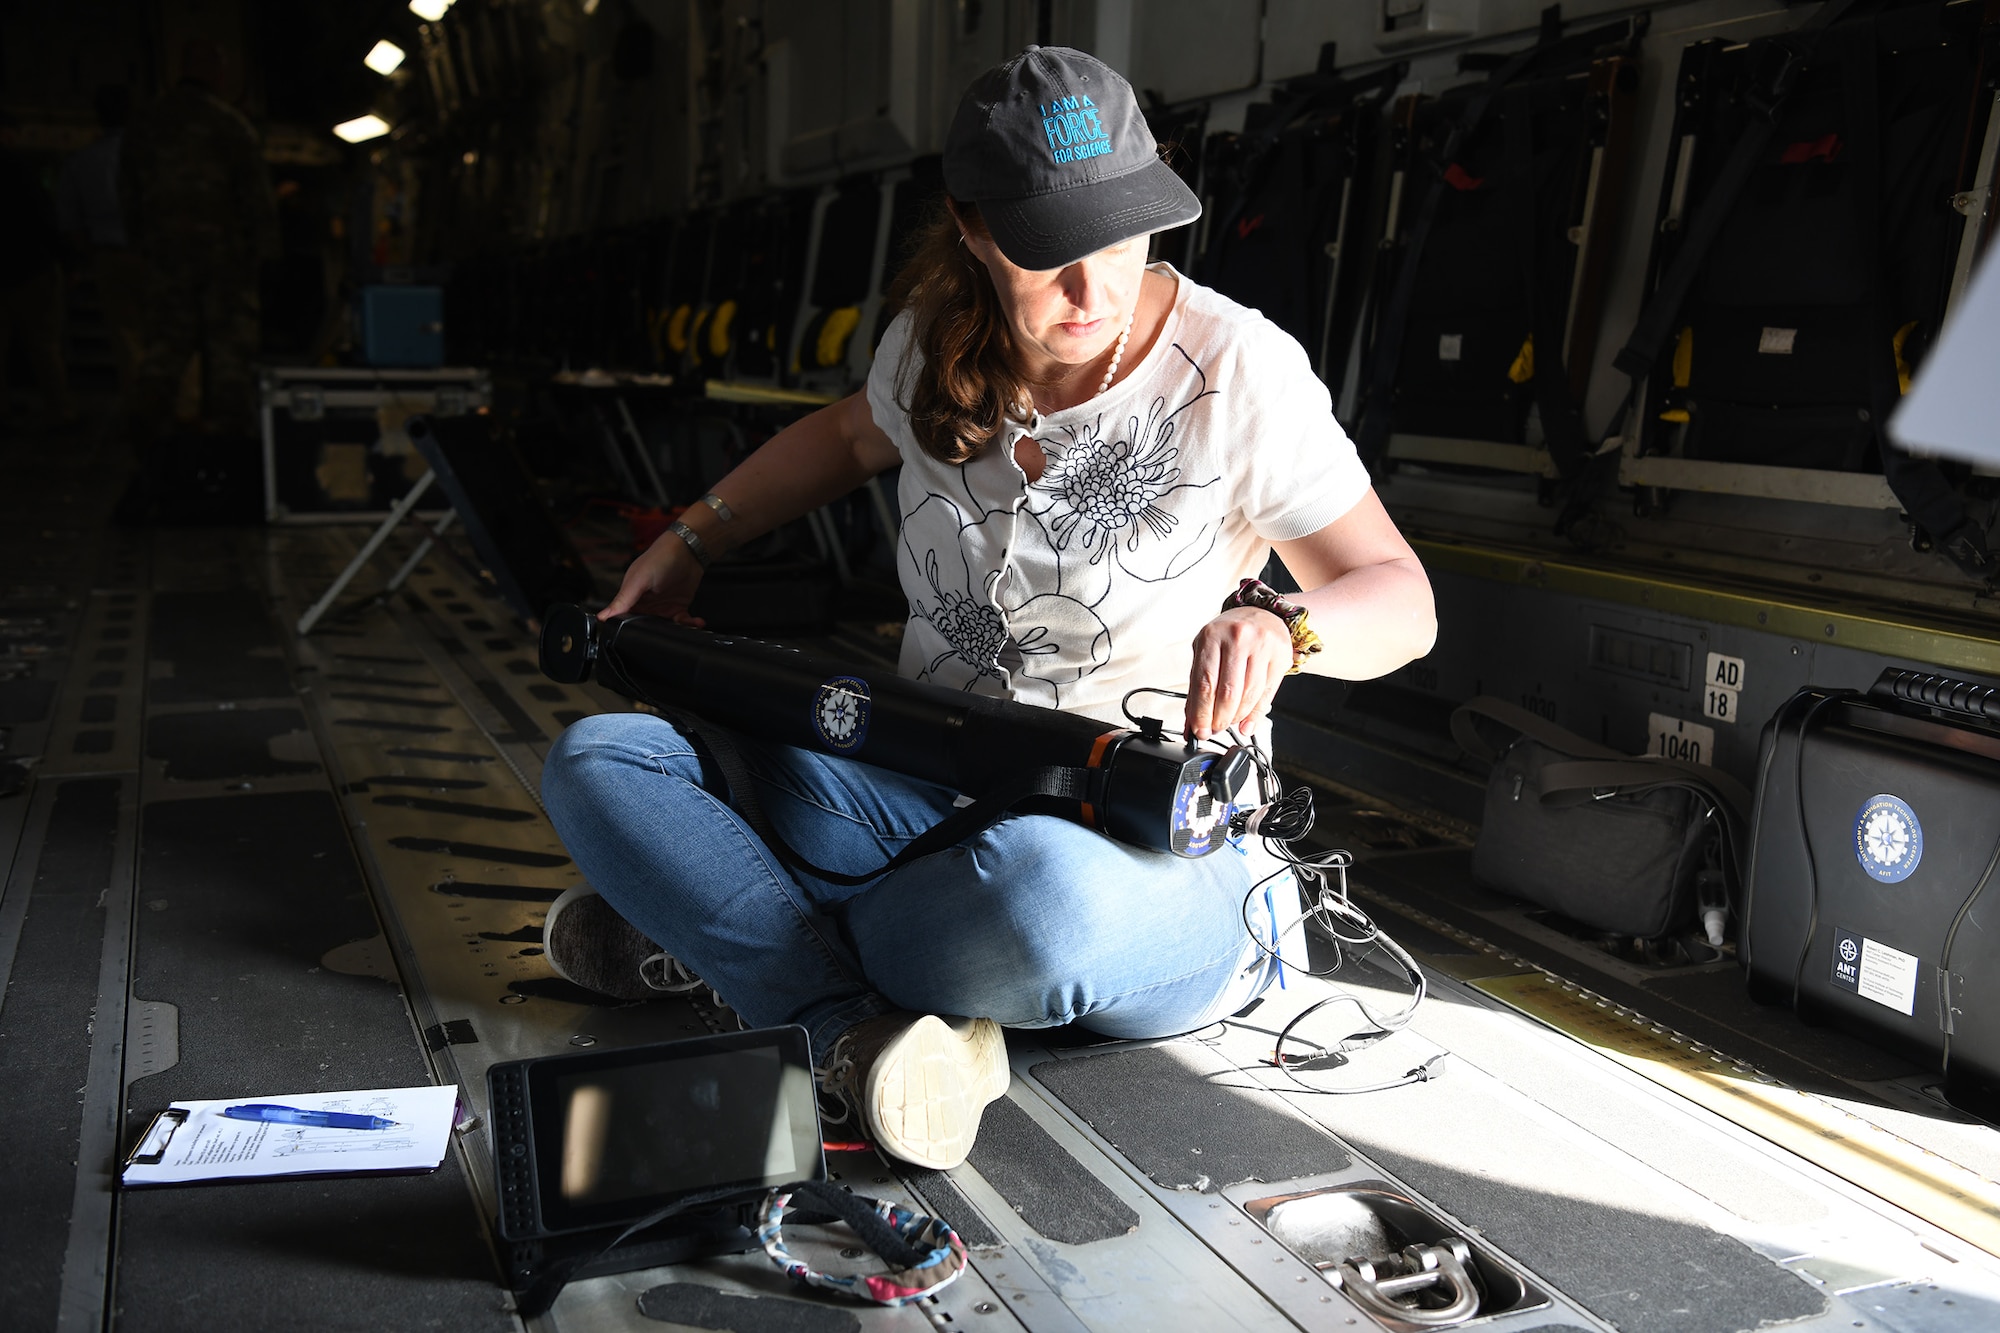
left=1356, top=7, right=1572, bottom=466
left=1504, top=84, right=1591, bottom=478
left=658, top=703, right=1092, bottom=887
left=1537, top=757, right=1753, bottom=823
left=1224, top=59, right=1410, bottom=161
left=1450, top=693, right=1623, bottom=762
left=1610, top=0, right=1864, bottom=380
left=1557, top=0, right=1866, bottom=538
left=1201, top=60, right=1409, bottom=369
left=1451, top=695, right=1750, bottom=822
left=1603, top=0, right=1990, bottom=579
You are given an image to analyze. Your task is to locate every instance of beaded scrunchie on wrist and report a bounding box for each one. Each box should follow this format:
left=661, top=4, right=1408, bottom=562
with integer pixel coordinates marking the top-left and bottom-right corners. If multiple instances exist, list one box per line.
left=1221, top=577, right=1323, bottom=674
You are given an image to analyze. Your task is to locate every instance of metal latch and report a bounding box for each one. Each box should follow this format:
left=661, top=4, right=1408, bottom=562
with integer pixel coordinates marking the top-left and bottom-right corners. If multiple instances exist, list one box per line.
left=434, top=386, right=469, bottom=417
left=287, top=385, right=325, bottom=421
left=1330, top=1239, right=1483, bottom=1327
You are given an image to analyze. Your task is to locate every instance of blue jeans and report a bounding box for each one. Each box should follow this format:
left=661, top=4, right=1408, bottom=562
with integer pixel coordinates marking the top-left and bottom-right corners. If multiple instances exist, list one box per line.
left=541, top=712, right=1275, bottom=1057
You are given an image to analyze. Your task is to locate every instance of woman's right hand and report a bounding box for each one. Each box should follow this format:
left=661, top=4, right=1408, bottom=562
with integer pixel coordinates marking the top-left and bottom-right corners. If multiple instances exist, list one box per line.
left=599, top=527, right=707, bottom=624
left=594, top=392, right=895, bottom=624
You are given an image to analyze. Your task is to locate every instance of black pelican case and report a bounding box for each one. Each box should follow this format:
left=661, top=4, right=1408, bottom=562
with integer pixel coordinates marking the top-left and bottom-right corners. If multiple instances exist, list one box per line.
left=1743, top=670, right=2000, bottom=1112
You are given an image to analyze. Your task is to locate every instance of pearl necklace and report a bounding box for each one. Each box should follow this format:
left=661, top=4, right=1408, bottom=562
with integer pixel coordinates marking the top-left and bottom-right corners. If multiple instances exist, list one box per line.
left=1096, top=310, right=1135, bottom=397
left=1029, top=311, right=1138, bottom=418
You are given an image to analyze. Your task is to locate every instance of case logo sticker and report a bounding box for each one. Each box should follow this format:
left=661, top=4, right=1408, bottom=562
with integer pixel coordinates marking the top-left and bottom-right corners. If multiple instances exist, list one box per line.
left=1854, top=794, right=1923, bottom=883
left=1829, top=926, right=1920, bottom=1016
left=811, top=676, right=870, bottom=752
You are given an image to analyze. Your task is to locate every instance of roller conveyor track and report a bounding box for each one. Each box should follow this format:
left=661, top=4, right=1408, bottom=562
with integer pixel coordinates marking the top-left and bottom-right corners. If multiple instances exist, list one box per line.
left=7, top=452, right=2000, bottom=1332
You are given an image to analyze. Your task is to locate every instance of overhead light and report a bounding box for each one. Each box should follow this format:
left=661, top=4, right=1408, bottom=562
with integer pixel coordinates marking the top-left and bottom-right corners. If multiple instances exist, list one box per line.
left=363, top=40, right=406, bottom=75
left=408, top=0, right=453, bottom=21
left=334, top=114, right=392, bottom=144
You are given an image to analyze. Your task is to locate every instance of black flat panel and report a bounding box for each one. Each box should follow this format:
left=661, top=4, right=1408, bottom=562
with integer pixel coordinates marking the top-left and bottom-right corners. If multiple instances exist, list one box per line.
left=148, top=590, right=292, bottom=704
left=901, top=1168, right=1003, bottom=1249
left=118, top=791, right=509, bottom=1332
left=0, top=779, right=118, bottom=1332
left=406, top=414, right=592, bottom=623
left=146, top=709, right=321, bottom=782
left=963, top=1097, right=1138, bottom=1245
left=1031, top=1047, right=1349, bottom=1191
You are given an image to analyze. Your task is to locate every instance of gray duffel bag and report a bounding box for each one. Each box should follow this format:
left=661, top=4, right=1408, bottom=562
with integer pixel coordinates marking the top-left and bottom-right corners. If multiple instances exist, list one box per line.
left=1451, top=697, right=1752, bottom=940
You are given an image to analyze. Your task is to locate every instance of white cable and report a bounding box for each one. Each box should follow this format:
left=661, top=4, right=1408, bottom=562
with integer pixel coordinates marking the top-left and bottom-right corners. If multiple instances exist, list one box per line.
left=1220, top=731, right=1435, bottom=1095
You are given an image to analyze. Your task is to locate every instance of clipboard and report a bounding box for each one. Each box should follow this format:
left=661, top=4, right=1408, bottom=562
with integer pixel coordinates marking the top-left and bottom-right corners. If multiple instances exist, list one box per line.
left=121, top=1085, right=460, bottom=1187
left=125, top=1108, right=190, bottom=1167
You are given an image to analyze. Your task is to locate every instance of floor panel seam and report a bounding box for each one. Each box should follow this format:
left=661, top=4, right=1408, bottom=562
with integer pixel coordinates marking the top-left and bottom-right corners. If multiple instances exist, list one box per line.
left=55, top=773, right=140, bottom=1333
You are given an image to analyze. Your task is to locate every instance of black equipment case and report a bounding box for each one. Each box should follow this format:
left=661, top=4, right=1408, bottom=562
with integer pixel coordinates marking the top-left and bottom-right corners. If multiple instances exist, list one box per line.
left=1744, top=670, right=2000, bottom=1110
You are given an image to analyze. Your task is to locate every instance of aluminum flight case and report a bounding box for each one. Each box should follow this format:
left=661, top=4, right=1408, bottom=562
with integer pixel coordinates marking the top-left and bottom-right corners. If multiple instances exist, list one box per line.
left=1744, top=670, right=2000, bottom=1111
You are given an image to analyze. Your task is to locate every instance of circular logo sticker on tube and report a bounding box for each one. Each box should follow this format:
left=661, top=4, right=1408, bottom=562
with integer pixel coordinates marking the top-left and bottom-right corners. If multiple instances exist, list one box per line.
left=811, top=676, right=870, bottom=752
left=1854, top=794, right=1923, bottom=883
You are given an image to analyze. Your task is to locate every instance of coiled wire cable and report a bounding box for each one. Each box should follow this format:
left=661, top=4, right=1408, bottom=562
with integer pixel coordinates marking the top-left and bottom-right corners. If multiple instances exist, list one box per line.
left=1121, top=699, right=1439, bottom=1094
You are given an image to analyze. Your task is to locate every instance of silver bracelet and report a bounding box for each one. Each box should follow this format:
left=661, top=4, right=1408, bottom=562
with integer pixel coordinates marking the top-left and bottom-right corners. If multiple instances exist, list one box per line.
left=700, top=493, right=734, bottom=522
left=668, top=519, right=712, bottom=570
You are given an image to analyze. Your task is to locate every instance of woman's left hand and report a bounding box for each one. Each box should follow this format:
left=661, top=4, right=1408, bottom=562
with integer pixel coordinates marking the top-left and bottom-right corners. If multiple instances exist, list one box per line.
left=1185, top=606, right=1293, bottom=740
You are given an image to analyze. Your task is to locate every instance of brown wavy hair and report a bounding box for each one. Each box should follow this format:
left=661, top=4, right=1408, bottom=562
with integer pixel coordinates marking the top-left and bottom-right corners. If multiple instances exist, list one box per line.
left=885, top=201, right=1033, bottom=466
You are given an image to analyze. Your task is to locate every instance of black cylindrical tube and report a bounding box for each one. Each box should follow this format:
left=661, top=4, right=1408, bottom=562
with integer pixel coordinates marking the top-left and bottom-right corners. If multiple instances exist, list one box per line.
left=539, top=606, right=1221, bottom=855
left=552, top=608, right=1113, bottom=794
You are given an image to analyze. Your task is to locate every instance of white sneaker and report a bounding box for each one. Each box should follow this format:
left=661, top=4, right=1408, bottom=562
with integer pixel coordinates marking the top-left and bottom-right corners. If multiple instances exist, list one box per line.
left=817, top=1012, right=1010, bottom=1170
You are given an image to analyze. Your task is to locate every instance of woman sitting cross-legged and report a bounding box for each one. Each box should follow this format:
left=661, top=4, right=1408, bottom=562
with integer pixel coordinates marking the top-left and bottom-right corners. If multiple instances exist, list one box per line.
left=540, top=44, right=1437, bottom=1171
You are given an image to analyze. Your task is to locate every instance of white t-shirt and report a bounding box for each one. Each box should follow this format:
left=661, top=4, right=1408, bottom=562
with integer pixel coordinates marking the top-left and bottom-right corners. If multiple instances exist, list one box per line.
left=867, top=263, right=1372, bottom=726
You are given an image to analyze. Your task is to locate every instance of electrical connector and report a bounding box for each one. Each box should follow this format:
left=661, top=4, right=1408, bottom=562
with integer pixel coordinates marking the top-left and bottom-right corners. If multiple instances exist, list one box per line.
left=1407, top=1053, right=1448, bottom=1082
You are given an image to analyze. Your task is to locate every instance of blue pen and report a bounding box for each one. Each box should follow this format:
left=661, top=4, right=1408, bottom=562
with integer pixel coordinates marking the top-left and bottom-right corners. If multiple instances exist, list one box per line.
left=220, top=1103, right=400, bottom=1130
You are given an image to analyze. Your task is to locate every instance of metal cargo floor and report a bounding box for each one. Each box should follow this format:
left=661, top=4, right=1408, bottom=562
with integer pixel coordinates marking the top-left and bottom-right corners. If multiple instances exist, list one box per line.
left=6, top=431, right=2000, bottom=1333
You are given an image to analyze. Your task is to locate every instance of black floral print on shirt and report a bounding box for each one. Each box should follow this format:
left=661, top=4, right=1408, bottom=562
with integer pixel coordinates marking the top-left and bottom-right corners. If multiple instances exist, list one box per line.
left=898, top=491, right=1114, bottom=704
left=897, top=345, right=1222, bottom=707
left=1025, top=345, right=1223, bottom=584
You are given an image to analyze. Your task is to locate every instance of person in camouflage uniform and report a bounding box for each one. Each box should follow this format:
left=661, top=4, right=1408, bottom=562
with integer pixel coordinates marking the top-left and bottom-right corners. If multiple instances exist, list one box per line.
left=119, top=39, right=278, bottom=443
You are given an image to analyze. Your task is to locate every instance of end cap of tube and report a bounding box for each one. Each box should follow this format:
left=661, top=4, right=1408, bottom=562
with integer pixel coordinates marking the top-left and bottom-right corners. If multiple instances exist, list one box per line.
left=539, top=604, right=598, bottom=684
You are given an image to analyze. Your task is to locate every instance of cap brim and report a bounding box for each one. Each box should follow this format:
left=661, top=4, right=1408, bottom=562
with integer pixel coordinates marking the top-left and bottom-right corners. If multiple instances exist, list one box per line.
left=980, top=157, right=1202, bottom=271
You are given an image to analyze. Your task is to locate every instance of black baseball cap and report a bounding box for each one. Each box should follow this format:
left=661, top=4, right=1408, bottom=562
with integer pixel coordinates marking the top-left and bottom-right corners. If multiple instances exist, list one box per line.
left=943, top=46, right=1201, bottom=271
